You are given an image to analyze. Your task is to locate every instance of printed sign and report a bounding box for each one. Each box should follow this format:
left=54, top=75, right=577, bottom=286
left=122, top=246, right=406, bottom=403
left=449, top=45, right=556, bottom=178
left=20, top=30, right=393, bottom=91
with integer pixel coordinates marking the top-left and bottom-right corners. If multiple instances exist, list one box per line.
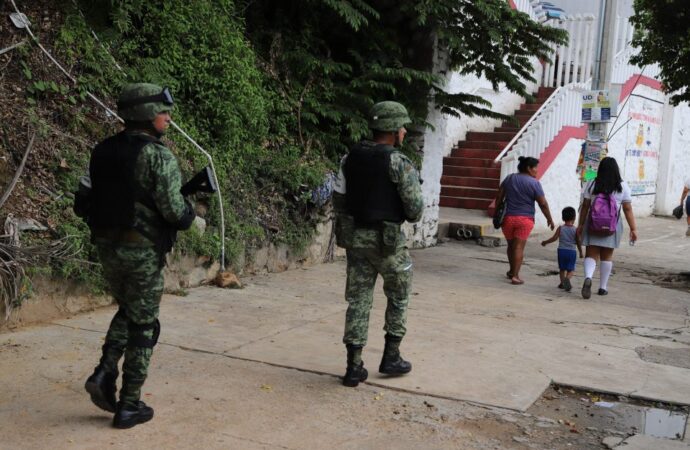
left=582, top=90, right=611, bottom=122
left=623, top=95, right=662, bottom=196
left=581, top=140, right=607, bottom=181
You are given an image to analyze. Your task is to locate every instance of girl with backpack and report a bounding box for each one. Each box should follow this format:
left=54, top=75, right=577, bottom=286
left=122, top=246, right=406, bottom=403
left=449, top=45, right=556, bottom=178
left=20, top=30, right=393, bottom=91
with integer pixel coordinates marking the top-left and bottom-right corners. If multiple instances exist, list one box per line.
left=576, top=157, right=638, bottom=299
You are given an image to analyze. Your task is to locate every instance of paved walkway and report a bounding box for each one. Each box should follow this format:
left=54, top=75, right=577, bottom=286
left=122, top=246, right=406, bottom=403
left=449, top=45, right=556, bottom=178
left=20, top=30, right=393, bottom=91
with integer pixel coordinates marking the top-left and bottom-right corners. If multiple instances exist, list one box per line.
left=1, top=216, right=689, bottom=448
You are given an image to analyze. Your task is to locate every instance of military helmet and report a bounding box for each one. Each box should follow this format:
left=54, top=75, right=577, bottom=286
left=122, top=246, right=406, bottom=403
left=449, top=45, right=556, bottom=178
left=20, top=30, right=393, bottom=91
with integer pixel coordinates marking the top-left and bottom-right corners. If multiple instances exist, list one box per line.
left=368, top=101, right=411, bottom=132
left=117, top=83, right=174, bottom=121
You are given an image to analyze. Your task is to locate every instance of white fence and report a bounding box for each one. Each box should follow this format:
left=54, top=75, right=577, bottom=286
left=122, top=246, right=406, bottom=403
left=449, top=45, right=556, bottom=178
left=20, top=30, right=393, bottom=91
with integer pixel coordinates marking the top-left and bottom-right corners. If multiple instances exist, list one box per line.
left=496, top=83, right=588, bottom=181
left=542, top=15, right=597, bottom=88
left=494, top=13, right=663, bottom=184
left=512, top=0, right=538, bottom=21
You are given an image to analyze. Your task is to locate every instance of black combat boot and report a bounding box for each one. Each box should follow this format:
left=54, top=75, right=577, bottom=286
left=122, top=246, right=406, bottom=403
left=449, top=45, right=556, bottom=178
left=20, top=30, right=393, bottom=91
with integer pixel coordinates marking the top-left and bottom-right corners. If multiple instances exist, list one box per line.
left=84, top=366, right=118, bottom=413
left=379, top=334, right=412, bottom=375
left=342, top=344, right=368, bottom=387
left=113, top=401, right=154, bottom=429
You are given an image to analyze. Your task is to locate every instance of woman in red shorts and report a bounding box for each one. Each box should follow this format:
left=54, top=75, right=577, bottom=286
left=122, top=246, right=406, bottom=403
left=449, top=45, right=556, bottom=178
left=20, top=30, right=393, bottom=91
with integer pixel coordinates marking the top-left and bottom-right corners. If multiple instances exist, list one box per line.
left=495, top=156, right=555, bottom=285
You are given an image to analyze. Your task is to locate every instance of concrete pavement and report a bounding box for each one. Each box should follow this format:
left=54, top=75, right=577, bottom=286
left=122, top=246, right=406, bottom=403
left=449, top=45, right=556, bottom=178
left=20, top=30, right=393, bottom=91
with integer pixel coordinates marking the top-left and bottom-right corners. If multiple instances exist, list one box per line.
left=1, top=216, right=689, bottom=448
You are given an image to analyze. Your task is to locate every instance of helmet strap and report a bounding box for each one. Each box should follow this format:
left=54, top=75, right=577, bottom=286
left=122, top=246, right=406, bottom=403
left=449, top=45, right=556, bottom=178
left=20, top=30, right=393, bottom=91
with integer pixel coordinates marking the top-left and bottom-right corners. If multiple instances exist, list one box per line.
left=124, top=120, right=162, bottom=138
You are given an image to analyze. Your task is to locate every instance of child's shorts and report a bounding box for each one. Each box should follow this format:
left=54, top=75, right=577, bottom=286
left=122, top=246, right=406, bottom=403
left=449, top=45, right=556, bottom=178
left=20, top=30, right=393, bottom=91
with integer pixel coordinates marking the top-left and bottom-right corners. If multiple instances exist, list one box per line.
left=557, top=248, right=577, bottom=272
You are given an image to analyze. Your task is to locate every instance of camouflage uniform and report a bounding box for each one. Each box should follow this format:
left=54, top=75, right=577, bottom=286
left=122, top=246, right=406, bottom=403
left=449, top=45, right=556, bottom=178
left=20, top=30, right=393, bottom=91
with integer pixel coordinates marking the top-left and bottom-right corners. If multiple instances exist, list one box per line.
left=95, top=132, right=190, bottom=405
left=77, top=83, right=194, bottom=426
left=333, top=146, right=423, bottom=346
left=333, top=101, right=423, bottom=386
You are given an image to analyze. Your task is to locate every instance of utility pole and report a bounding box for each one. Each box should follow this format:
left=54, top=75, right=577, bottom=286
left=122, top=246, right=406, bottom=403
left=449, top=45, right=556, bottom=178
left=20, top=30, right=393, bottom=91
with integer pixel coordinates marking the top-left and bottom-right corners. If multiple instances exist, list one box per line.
left=583, top=0, right=619, bottom=184
left=592, top=0, right=619, bottom=90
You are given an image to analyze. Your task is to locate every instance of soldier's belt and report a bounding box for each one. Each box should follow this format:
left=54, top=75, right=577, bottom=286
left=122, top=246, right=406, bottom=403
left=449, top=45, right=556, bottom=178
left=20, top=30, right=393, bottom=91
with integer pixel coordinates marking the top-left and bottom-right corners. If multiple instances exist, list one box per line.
left=92, top=228, right=152, bottom=244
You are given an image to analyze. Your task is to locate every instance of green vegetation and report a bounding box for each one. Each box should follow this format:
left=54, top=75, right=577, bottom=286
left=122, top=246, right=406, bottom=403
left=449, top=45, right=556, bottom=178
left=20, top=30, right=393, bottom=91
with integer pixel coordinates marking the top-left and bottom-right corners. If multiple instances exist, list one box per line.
left=630, top=0, right=690, bottom=105
left=9, top=0, right=564, bottom=288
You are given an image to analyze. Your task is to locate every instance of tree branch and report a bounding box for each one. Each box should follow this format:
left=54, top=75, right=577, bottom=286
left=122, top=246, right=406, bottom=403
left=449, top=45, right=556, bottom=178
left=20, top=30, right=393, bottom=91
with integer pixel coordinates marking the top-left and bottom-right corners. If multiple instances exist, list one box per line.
left=0, top=132, right=36, bottom=210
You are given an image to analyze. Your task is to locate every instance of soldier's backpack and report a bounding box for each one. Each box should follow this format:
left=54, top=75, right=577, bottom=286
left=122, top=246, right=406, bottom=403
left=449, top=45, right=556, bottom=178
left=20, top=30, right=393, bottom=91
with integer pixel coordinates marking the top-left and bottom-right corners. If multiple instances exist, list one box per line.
left=588, top=192, right=619, bottom=236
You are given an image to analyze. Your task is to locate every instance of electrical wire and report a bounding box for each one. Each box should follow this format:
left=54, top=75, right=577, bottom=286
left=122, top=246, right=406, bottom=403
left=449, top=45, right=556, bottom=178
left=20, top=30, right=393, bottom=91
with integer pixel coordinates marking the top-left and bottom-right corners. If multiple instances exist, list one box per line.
left=9, top=0, right=227, bottom=270
left=606, top=65, right=647, bottom=141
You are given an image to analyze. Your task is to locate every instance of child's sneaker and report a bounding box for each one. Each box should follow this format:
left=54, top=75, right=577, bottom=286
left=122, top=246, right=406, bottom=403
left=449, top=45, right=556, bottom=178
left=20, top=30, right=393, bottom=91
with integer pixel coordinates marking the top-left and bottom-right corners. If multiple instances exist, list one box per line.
left=563, top=278, right=572, bottom=292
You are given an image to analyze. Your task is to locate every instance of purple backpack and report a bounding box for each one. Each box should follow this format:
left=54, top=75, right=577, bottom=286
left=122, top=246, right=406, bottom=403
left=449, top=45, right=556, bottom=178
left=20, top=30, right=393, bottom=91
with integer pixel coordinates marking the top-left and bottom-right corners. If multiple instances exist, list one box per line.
left=588, top=193, right=618, bottom=236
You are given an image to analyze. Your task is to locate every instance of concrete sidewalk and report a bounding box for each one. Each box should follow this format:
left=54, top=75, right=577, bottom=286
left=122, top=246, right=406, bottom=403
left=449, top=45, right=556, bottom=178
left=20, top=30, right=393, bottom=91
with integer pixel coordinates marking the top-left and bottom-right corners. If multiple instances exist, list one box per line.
left=1, top=216, right=689, bottom=449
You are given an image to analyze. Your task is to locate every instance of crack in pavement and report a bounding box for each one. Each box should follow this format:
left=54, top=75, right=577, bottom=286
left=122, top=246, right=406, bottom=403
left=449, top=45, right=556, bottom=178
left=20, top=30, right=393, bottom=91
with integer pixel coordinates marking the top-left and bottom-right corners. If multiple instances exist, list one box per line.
left=225, top=309, right=345, bottom=352
left=48, top=322, right=528, bottom=413
left=551, top=320, right=690, bottom=343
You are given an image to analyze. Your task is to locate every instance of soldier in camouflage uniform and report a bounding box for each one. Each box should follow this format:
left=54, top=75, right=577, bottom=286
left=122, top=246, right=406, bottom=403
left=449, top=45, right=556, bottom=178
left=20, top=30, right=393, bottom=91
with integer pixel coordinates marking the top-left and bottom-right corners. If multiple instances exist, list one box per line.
left=332, top=101, right=424, bottom=387
left=74, top=83, right=195, bottom=428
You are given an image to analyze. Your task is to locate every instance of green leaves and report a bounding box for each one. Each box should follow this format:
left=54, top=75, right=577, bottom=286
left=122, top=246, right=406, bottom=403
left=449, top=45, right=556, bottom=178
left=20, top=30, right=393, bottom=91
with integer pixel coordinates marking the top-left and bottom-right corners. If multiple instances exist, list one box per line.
left=319, top=0, right=380, bottom=31
left=630, top=0, right=690, bottom=104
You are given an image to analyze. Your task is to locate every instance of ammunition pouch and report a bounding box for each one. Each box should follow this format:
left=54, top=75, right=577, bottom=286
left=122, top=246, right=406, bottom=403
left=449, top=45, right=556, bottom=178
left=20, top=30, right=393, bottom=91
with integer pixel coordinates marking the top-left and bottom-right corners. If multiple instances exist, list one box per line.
left=335, top=214, right=355, bottom=249
left=381, top=221, right=402, bottom=255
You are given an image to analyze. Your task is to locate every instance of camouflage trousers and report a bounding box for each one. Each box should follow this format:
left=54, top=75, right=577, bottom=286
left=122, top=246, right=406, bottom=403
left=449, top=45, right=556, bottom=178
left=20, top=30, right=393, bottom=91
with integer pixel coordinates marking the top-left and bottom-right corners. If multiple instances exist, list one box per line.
left=343, top=247, right=413, bottom=346
left=96, top=244, right=163, bottom=407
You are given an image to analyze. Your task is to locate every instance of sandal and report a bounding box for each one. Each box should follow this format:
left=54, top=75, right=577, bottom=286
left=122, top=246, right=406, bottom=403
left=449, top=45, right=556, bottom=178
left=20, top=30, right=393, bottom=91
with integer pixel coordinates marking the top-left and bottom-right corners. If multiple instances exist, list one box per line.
left=511, top=277, right=524, bottom=285
left=506, top=271, right=513, bottom=279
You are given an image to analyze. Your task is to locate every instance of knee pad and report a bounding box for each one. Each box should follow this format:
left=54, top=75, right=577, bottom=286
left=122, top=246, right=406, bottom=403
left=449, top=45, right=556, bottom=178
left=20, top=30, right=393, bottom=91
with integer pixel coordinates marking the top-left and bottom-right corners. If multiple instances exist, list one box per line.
left=127, top=319, right=161, bottom=348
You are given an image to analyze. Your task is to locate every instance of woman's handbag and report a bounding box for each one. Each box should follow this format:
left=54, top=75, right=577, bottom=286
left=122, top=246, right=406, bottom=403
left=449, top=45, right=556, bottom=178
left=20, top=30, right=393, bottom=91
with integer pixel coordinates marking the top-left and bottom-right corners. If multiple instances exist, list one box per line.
left=673, top=204, right=684, bottom=219
left=493, top=200, right=507, bottom=229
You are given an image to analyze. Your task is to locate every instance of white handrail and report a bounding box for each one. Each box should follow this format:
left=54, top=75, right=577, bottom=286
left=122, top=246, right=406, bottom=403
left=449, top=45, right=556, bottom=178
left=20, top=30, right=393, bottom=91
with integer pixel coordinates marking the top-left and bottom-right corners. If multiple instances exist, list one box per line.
left=611, top=45, right=661, bottom=85
left=512, top=0, right=538, bottom=21
left=541, top=15, right=597, bottom=88
left=492, top=86, right=563, bottom=163
left=497, top=82, right=589, bottom=182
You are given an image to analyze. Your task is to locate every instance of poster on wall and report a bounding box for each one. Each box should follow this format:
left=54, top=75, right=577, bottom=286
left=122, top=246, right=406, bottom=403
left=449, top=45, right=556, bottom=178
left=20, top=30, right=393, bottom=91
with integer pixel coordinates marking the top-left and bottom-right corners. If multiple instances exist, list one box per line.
left=623, top=95, right=663, bottom=196
left=582, top=90, right=611, bottom=122
left=581, top=141, right=607, bottom=181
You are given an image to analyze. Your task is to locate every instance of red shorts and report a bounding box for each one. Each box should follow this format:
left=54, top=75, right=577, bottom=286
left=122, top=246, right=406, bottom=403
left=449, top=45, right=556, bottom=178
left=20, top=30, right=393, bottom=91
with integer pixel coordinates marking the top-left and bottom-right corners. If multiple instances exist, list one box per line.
left=502, top=215, right=535, bottom=241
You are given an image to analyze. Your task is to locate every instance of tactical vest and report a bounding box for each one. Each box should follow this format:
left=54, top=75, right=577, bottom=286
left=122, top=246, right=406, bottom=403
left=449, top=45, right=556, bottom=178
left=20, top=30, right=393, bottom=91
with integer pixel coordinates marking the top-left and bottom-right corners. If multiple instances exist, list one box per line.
left=344, top=143, right=405, bottom=226
left=88, top=131, right=162, bottom=235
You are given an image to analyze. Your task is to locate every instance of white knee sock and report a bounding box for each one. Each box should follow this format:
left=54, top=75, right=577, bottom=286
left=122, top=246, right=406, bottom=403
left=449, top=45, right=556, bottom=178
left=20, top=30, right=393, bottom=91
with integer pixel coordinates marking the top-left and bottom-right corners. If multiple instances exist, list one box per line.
left=584, top=257, right=596, bottom=279
left=600, top=261, right=613, bottom=290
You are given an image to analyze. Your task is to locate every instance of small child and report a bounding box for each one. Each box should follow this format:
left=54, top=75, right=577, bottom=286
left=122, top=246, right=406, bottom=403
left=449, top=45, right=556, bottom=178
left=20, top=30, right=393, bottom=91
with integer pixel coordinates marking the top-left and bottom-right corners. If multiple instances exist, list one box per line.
left=541, top=207, right=584, bottom=291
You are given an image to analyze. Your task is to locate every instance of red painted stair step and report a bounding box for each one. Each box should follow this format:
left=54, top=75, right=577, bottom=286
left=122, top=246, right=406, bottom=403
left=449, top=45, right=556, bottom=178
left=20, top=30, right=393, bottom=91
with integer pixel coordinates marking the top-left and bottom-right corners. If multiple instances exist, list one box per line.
left=450, top=148, right=501, bottom=159
left=442, top=166, right=501, bottom=178
left=457, top=140, right=508, bottom=150
left=440, top=176, right=499, bottom=189
left=443, top=157, right=496, bottom=168
left=440, top=186, right=496, bottom=199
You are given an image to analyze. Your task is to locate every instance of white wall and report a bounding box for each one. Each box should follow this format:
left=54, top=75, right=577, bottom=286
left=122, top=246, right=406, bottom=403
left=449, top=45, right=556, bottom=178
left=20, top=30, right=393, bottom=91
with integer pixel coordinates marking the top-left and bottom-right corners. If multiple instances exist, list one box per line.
left=606, top=83, right=665, bottom=215
left=547, top=0, right=633, bottom=17
left=409, top=60, right=543, bottom=248
left=655, top=101, right=690, bottom=215
left=530, top=82, right=668, bottom=232
left=535, top=138, right=585, bottom=230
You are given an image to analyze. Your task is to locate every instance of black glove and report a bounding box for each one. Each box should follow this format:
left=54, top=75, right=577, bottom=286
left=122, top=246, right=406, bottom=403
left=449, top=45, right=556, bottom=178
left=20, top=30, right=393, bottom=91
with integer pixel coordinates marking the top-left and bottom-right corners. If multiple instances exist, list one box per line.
left=73, top=176, right=92, bottom=219
left=181, top=166, right=218, bottom=197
